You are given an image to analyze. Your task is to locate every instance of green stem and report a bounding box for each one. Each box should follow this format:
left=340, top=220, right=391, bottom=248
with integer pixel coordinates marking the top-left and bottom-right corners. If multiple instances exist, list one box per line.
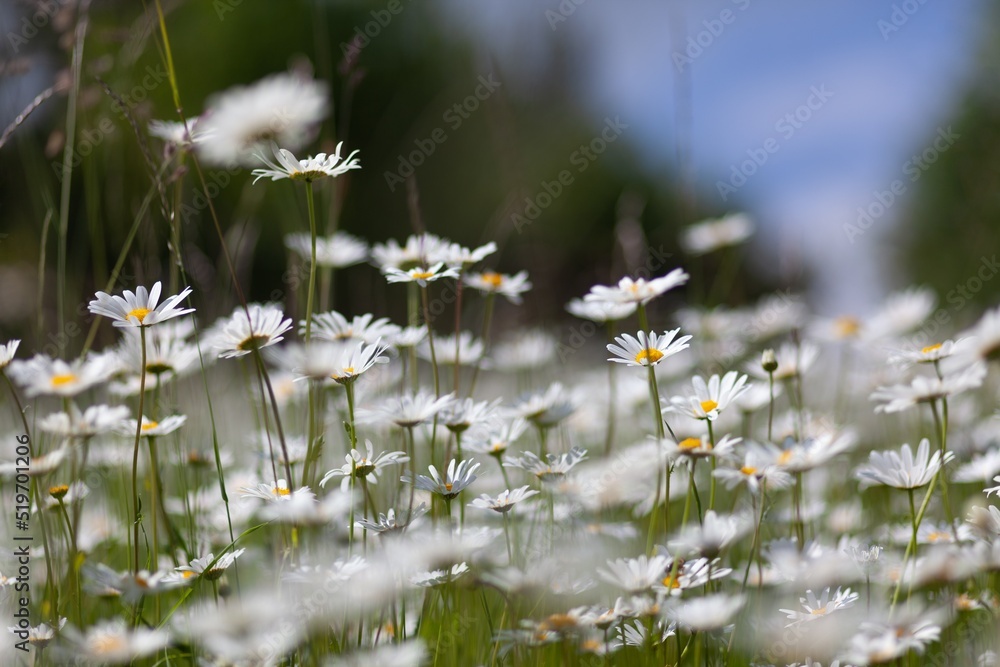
left=303, top=181, right=318, bottom=343
left=131, top=326, right=148, bottom=574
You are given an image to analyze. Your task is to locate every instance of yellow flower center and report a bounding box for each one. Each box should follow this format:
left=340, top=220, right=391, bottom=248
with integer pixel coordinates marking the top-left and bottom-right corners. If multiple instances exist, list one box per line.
left=127, top=307, right=152, bottom=323
left=238, top=334, right=271, bottom=352
left=481, top=272, right=504, bottom=288
left=141, top=421, right=159, bottom=431
left=700, top=400, right=718, bottom=413
left=921, top=343, right=942, bottom=354
left=51, top=373, right=76, bottom=387
left=91, top=635, right=126, bottom=655
left=341, top=366, right=355, bottom=375
left=927, top=531, right=950, bottom=543
left=810, top=606, right=828, bottom=616
left=411, top=271, right=435, bottom=280
left=678, top=437, right=702, bottom=451
left=581, top=639, right=602, bottom=652
left=661, top=575, right=681, bottom=589
left=48, top=484, right=69, bottom=499
left=273, top=486, right=291, bottom=496
left=740, top=465, right=758, bottom=476
left=541, top=613, right=577, bottom=631
left=778, top=450, right=794, bottom=465
left=634, top=348, right=664, bottom=365
left=182, top=570, right=196, bottom=579
left=444, top=482, right=454, bottom=492
left=835, top=316, right=860, bottom=338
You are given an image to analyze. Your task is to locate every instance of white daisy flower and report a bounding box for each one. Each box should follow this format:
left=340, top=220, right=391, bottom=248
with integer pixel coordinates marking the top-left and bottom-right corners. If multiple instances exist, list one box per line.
left=149, top=117, right=206, bottom=147
left=197, top=72, right=328, bottom=167
left=88, top=281, right=194, bottom=328
left=285, top=231, right=369, bottom=269
left=469, top=486, right=540, bottom=513
left=779, top=587, right=859, bottom=627
left=465, top=418, right=529, bottom=457
left=492, top=330, right=559, bottom=371
left=371, top=233, right=447, bottom=271
left=464, top=270, right=532, bottom=303
left=663, top=370, right=751, bottom=421
left=713, top=443, right=793, bottom=494
left=503, top=447, right=587, bottom=483
left=680, top=212, right=754, bottom=255
left=566, top=298, right=637, bottom=323
left=855, top=439, right=953, bottom=490
left=439, top=397, right=501, bottom=434
left=384, top=262, right=459, bottom=286
left=660, top=433, right=741, bottom=461
left=173, top=549, right=245, bottom=582
left=419, top=331, right=484, bottom=366
left=319, top=440, right=409, bottom=489
left=433, top=241, right=497, bottom=269
left=665, top=594, right=745, bottom=632
left=240, top=478, right=307, bottom=502
left=870, top=363, right=986, bottom=413
left=404, top=458, right=480, bottom=500
left=842, top=617, right=941, bottom=665
left=117, top=414, right=187, bottom=438
left=668, top=510, right=751, bottom=558
left=583, top=269, right=689, bottom=306
left=252, top=142, right=360, bottom=183
left=388, top=326, right=428, bottom=349
left=0, top=339, right=20, bottom=368
left=888, top=338, right=970, bottom=368
left=39, top=404, right=130, bottom=438
left=746, top=341, right=818, bottom=381
left=325, top=339, right=390, bottom=384
left=357, top=390, right=455, bottom=428
left=326, top=641, right=427, bottom=667
left=65, top=619, right=169, bottom=664
left=0, top=447, right=67, bottom=478
left=211, top=303, right=293, bottom=359
left=607, top=329, right=692, bottom=368
left=8, top=354, right=114, bottom=397
left=7, top=617, right=66, bottom=650
left=509, top=382, right=579, bottom=427
left=597, top=554, right=670, bottom=593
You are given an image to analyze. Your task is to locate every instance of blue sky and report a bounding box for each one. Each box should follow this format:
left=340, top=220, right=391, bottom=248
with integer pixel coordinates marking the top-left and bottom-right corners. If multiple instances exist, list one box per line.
left=443, top=0, right=986, bottom=312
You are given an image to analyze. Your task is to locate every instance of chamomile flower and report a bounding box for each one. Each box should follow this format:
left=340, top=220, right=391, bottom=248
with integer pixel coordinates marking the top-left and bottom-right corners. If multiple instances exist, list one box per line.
left=510, top=382, right=579, bottom=427
left=855, top=439, right=952, bottom=490
left=8, top=617, right=66, bottom=649
left=465, top=418, right=529, bottom=457
left=149, top=117, right=205, bottom=147
left=665, top=594, right=745, bottom=632
left=503, top=447, right=588, bottom=482
left=319, top=440, right=409, bottom=489
left=566, top=298, right=637, bottom=323
left=240, top=478, right=302, bottom=502
left=660, top=433, right=741, bottom=461
left=326, top=339, right=390, bottom=384
left=597, top=554, right=670, bottom=593
left=680, top=212, right=754, bottom=255
left=888, top=338, right=969, bottom=368
left=384, top=262, right=459, bottom=286
left=841, top=617, right=941, bottom=665
left=870, top=363, right=986, bottom=413
left=668, top=510, right=751, bottom=558
left=434, top=241, right=497, bottom=269
left=304, top=311, right=396, bottom=344
left=118, top=414, right=187, bottom=438
left=39, top=404, right=130, bottom=438
left=779, top=587, right=859, bottom=627
left=211, top=303, right=293, bottom=359
left=584, top=269, right=689, bottom=306
left=439, top=397, right=501, bottom=434
left=419, top=331, right=485, bottom=366
left=174, top=549, right=245, bottom=582
left=357, top=390, right=455, bottom=428
left=469, top=486, right=540, bottom=513
left=0, top=339, right=20, bottom=368
left=607, top=329, right=692, bottom=367
left=371, top=234, right=447, bottom=271
left=404, top=459, right=480, bottom=500
left=8, top=354, right=114, bottom=397
left=285, top=231, right=369, bottom=269
left=197, top=72, right=328, bottom=167
left=251, top=142, right=360, bottom=183
left=663, top=371, right=751, bottom=421
left=713, top=443, right=793, bottom=494
left=65, top=619, right=169, bottom=664
left=464, top=270, right=532, bottom=303
left=88, top=281, right=193, bottom=328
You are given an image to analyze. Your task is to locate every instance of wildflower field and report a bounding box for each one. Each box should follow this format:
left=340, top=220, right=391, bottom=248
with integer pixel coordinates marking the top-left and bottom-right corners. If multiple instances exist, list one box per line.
left=3, top=2, right=1000, bottom=666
